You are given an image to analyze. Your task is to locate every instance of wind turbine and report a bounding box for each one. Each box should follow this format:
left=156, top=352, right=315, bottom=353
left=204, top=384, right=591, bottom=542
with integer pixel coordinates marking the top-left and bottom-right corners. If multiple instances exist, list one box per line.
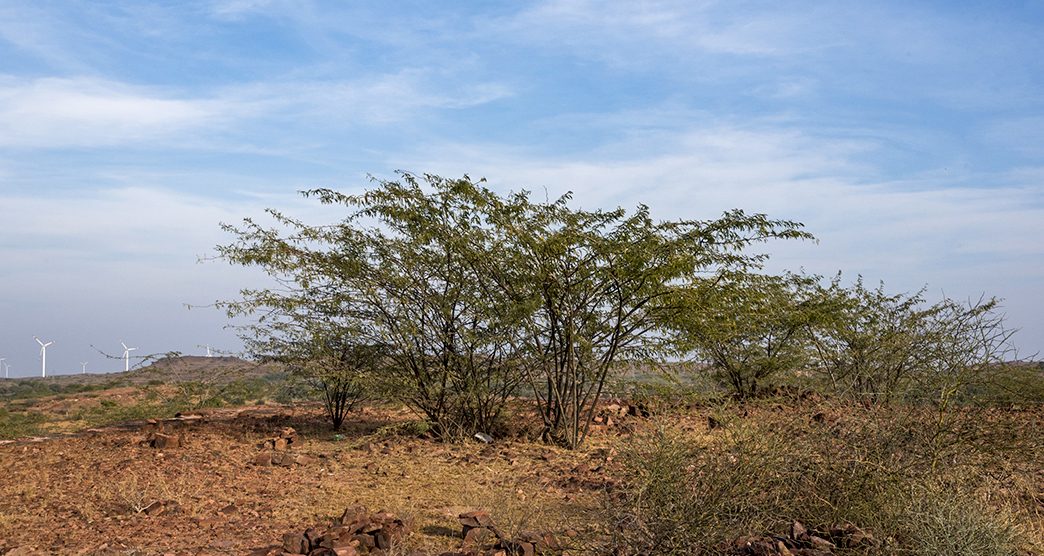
left=206, top=345, right=212, bottom=357
left=34, top=337, right=54, bottom=378
left=81, top=362, right=88, bottom=374
left=2, top=360, right=8, bottom=379
left=121, top=341, right=137, bottom=372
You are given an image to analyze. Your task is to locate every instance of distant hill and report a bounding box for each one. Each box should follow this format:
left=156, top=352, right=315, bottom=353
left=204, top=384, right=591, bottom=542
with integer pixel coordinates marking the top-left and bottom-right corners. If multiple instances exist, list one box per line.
left=0, top=355, right=285, bottom=398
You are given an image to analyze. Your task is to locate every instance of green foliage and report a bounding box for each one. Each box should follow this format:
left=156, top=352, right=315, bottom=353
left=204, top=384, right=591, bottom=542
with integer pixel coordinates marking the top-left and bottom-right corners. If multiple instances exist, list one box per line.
left=73, top=399, right=182, bottom=428
left=218, top=172, right=811, bottom=447
left=220, top=173, right=527, bottom=438
left=810, top=277, right=1018, bottom=404
left=668, top=272, right=830, bottom=398
left=0, top=408, right=46, bottom=439
left=0, top=379, right=123, bottom=401
left=500, top=200, right=811, bottom=447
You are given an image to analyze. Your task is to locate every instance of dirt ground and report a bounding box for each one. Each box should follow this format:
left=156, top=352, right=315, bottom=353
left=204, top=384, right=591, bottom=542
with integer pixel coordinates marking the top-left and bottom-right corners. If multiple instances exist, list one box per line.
left=0, top=403, right=615, bottom=555
left=2, top=390, right=1041, bottom=555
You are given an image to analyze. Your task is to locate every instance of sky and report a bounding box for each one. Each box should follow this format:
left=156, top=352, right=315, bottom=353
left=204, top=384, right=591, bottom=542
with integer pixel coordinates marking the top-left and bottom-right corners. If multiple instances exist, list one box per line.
left=0, top=1, right=1042, bottom=377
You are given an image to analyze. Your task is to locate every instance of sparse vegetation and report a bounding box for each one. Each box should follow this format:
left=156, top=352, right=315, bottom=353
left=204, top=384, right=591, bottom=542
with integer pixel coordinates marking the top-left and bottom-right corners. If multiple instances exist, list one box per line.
left=0, top=407, right=46, bottom=438
left=218, top=173, right=810, bottom=445
left=1, top=177, right=1040, bottom=554
left=609, top=401, right=1039, bottom=555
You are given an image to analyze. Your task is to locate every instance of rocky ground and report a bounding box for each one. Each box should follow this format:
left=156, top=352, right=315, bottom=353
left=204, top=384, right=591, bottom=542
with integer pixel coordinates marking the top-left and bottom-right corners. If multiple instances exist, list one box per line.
left=0, top=402, right=615, bottom=555
left=1, top=384, right=1041, bottom=555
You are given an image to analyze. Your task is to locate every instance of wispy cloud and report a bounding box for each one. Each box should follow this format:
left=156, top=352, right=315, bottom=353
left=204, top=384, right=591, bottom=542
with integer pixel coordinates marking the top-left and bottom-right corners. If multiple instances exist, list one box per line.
left=400, top=122, right=1043, bottom=279
left=0, top=77, right=224, bottom=148
left=0, top=71, right=512, bottom=150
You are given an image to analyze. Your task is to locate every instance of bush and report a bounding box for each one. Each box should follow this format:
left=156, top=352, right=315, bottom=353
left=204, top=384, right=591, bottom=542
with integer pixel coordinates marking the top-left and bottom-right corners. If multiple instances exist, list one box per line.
left=608, top=404, right=1032, bottom=555
left=0, top=408, right=46, bottom=439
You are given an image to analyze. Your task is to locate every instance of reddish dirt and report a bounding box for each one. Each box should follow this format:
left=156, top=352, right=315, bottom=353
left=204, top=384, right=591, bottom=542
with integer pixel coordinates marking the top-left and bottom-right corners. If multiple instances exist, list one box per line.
left=0, top=404, right=609, bottom=555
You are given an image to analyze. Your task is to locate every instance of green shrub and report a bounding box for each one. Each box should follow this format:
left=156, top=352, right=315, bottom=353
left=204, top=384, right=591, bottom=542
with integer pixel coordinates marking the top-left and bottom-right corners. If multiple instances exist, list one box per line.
left=0, top=408, right=46, bottom=439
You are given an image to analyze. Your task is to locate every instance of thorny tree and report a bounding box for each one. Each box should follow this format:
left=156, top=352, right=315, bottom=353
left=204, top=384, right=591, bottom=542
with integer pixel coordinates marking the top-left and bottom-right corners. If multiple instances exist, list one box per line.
left=492, top=199, right=812, bottom=448
left=218, top=174, right=527, bottom=438
left=667, top=271, right=831, bottom=399
left=219, top=172, right=811, bottom=447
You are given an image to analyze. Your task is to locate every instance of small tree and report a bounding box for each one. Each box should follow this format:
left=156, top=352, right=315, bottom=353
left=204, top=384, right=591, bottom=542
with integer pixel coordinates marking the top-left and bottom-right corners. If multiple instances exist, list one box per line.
left=221, top=280, right=375, bottom=430
left=808, top=278, right=934, bottom=402
left=494, top=201, right=812, bottom=447
left=218, top=173, right=527, bottom=439
left=219, top=172, right=812, bottom=447
left=283, top=335, right=378, bottom=431
left=808, top=278, right=1017, bottom=404
left=668, top=272, right=828, bottom=398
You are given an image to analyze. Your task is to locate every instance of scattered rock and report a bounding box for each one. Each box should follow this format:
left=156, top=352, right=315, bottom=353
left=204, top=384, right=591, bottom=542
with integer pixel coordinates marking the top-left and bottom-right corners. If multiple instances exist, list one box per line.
left=453, top=510, right=563, bottom=555
left=259, top=427, right=298, bottom=450
left=275, top=506, right=407, bottom=555
left=729, top=520, right=872, bottom=555
left=144, top=431, right=184, bottom=449
left=141, top=500, right=180, bottom=516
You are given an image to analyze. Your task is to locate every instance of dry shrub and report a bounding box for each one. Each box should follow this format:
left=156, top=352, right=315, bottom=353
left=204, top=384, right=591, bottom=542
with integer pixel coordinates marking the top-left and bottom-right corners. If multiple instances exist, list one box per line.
left=94, top=468, right=202, bottom=517
left=609, top=402, right=1038, bottom=555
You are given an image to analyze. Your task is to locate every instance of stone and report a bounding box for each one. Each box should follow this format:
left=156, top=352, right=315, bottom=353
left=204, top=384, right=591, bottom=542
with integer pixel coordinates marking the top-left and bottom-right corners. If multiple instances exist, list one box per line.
left=142, top=500, right=179, bottom=516
left=807, top=535, right=836, bottom=550
left=458, top=510, right=495, bottom=531
left=791, top=520, right=808, bottom=541
left=282, top=532, right=309, bottom=554
left=339, top=506, right=369, bottom=529
left=150, top=433, right=181, bottom=449
left=829, top=523, right=873, bottom=548
left=462, top=527, right=494, bottom=549
left=271, top=452, right=295, bottom=467
left=252, top=452, right=273, bottom=466
left=352, top=534, right=375, bottom=549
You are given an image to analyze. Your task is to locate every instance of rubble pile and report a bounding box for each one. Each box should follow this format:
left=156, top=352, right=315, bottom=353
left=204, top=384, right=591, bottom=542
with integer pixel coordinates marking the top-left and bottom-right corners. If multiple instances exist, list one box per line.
left=438, top=510, right=564, bottom=556
left=266, top=506, right=408, bottom=556
left=139, top=414, right=203, bottom=449
left=252, top=427, right=317, bottom=467
left=730, top=521, right=876, bottom=556
left=259, top=427, right=299, bottom=451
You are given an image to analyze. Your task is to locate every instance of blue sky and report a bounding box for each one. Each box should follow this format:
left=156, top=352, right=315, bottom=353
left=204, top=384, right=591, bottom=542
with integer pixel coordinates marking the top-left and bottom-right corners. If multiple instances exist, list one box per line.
left=1, top=0, right=1042, bottom=376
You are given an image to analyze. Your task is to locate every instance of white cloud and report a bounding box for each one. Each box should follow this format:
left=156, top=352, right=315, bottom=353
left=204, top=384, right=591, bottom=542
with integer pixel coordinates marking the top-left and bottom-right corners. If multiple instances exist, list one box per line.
left=0, top=72, right=512, bottom=150
left=0, top=77, right=224, bottom=148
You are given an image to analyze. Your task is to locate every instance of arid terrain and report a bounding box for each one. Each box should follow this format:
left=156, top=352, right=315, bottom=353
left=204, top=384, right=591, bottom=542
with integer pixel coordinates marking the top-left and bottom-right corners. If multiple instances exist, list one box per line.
left=1, top=358, right=1041, bottom=555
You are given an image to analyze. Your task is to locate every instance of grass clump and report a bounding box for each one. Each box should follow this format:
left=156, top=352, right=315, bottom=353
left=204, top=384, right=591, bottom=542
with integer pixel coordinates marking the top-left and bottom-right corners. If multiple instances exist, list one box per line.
left=0, top=408, right=47, bottom=439
left=609, top=403, right=1035, bottom=555
left=72, top=400, right=179, bottom=427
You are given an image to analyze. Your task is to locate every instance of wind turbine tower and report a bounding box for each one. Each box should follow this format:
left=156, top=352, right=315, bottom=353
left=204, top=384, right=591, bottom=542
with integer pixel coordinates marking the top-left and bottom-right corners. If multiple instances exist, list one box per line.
left=2, top=360, right=8, bottom=379
left=34, top=337, right=54, bottom=378
left=206, top=345, right=212, bottom=357
left=0, top=358, right=6, bottom=379
left=81, top=362, right=88, bottom=374
left=121, top=341, right=137, bottom=372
